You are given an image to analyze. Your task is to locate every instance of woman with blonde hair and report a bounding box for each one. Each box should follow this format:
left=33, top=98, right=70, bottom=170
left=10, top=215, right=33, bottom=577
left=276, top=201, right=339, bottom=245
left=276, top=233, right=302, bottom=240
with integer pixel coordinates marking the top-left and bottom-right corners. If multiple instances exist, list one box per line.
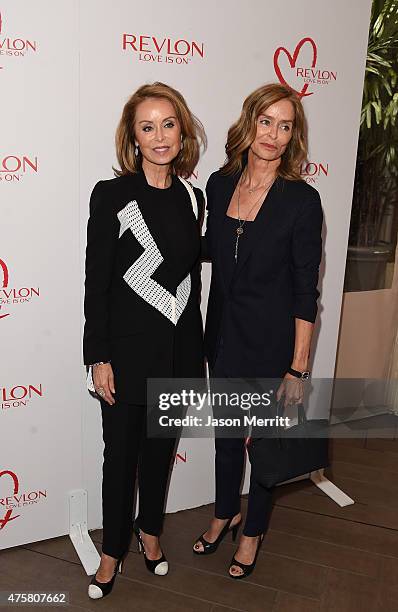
left=193, top=83, right=323, bottom=579
left=84, top=82, right=206, bottom=598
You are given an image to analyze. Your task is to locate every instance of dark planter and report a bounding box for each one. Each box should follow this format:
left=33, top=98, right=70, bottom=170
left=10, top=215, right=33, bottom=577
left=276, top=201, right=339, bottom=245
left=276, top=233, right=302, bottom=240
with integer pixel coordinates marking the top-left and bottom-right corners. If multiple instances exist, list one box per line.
left=344, top=244, right=393, bottom=292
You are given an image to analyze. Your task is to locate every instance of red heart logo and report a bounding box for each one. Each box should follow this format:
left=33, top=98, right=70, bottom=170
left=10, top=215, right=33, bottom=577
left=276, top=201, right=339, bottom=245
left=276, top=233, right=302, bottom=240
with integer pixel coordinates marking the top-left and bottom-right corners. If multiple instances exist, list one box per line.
left=0, top=259, right=9, bottom=288
left=274, top=37, right=318, bottom=98
left=0, top=470, right=20, bottom=530
left=0, top=259, right=10, bottom=320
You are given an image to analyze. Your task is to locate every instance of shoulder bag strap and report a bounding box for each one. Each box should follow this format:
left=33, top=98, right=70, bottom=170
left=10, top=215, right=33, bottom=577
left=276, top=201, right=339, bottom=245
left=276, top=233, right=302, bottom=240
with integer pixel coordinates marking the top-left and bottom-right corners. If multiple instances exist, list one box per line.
left=178, top=176, right=198, bottom=220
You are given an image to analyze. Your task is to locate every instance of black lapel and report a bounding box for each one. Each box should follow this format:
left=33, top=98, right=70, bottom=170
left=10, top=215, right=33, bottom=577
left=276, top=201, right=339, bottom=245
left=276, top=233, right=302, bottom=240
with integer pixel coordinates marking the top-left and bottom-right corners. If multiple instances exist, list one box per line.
left=231, top=176, right=284, bottom=282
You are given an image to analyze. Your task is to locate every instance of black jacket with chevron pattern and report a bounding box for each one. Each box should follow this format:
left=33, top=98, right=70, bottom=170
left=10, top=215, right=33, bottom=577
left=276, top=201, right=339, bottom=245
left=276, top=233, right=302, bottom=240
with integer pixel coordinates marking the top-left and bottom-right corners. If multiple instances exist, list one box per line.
left=83, top=170, right=205, bottom=404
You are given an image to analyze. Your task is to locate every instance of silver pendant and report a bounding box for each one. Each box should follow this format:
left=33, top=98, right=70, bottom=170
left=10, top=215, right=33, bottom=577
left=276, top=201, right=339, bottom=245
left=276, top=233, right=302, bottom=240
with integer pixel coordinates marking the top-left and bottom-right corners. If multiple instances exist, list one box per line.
left=236, top=226, right=244, bottom=236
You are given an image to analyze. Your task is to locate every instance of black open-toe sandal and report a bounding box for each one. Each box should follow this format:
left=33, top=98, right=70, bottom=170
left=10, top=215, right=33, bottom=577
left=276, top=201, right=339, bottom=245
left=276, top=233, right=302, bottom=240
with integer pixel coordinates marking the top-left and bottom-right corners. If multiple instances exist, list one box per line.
left=193, top=516, right=241, bottom=555
left=228, top=534, right=264, bottom=580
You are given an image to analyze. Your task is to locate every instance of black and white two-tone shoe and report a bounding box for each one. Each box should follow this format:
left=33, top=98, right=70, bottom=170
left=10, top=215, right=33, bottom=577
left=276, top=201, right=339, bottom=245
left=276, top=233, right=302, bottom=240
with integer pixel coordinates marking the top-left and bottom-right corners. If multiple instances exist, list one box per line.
left=133, top=522, right=169, bottom=576
left=88, top=556, right=124, bottom=599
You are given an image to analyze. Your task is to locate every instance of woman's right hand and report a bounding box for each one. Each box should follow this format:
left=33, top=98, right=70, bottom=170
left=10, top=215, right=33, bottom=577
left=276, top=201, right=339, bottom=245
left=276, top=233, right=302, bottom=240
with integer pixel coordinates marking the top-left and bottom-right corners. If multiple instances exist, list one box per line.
left=93, top=363, right=116, bottom=405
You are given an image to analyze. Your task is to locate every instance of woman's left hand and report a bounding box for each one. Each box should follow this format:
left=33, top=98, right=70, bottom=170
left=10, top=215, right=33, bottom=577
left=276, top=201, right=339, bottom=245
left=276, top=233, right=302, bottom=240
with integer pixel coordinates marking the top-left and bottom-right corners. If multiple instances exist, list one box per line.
left=276, top=373, right=304, bottom=408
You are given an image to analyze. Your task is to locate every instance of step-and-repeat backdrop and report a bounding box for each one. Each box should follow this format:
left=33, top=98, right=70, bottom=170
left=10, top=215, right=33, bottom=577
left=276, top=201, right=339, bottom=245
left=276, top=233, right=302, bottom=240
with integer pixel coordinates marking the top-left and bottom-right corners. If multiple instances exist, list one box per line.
left=1, top=0, right=371, bottom=547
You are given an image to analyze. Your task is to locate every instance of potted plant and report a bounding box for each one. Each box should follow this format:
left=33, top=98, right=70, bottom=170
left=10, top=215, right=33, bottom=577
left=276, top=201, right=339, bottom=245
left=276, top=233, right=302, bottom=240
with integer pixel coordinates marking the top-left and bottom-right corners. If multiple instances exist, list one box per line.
left=344, top=0, right=398, bottom=292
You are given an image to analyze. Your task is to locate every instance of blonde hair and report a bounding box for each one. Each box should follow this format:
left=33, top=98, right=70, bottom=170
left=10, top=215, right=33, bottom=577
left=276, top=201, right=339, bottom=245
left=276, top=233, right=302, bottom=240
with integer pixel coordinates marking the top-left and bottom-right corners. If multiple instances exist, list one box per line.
left=222, top=83, right=307, bottom=180
left=114, top=82, right=206, bottom=179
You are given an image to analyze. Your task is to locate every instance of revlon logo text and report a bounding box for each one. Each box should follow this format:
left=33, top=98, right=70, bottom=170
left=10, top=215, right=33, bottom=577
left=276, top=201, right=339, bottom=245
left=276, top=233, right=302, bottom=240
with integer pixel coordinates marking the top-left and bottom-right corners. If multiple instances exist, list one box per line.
left=173, top=451, right=187, bottom=467
left=0, top=11, right=38, bottom=70
left=1, top=384, right=43, bottom=411
left=0, top=469, right=47, bottom=530
left=274, top=37, right=337, bottom=98
left=301, top=162, right=329, bottom=183
left=0, top=258, right=40, bottom=320
left=0, top=155, right=38, bottom=182
left=123, top=34, right=204, bottom=65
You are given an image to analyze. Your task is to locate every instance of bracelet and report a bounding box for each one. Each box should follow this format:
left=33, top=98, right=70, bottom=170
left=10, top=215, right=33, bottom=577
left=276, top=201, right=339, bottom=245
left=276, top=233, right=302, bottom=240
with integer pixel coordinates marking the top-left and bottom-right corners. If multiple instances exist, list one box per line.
left=287, top=367, right=310, bottom=380
left=91, top=361, right=110, bottom=367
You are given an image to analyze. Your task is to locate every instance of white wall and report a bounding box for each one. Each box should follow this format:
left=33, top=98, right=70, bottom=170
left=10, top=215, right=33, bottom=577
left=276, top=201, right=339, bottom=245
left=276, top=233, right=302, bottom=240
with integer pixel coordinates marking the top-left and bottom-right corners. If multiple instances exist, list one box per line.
left=1, top=0, right=372, bottom=546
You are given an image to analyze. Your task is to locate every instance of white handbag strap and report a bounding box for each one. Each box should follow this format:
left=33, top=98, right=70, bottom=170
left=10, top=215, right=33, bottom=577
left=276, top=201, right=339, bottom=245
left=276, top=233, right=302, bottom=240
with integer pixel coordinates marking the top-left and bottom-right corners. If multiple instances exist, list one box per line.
left=178, top=176, right=198, bottom=219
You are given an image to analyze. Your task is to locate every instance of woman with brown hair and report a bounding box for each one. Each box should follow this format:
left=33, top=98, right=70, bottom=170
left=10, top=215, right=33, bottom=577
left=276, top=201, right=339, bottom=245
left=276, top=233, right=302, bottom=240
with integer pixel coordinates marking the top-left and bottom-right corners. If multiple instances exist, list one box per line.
left=193, top=83, right=323, bottom=579
left=84, top=82, right=206, bottom=598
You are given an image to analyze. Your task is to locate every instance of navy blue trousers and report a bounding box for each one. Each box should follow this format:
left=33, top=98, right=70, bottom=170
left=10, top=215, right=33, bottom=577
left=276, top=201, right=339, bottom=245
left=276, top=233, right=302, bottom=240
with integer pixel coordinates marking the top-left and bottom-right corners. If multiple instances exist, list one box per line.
left=212, top=348, right=275, bottom=537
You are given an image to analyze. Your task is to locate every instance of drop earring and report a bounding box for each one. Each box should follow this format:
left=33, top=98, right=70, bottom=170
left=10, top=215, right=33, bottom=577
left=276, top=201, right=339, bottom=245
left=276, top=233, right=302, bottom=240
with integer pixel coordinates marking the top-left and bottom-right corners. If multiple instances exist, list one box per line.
left=135, top=144, right=139, bottom=156
left=180, top=137, right=183, bottom=151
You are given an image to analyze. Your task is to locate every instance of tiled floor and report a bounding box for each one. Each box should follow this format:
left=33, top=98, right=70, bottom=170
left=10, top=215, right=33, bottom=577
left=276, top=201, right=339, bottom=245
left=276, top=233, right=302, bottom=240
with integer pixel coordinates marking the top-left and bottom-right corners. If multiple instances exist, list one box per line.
left=2, top=437, right=398, bottom=611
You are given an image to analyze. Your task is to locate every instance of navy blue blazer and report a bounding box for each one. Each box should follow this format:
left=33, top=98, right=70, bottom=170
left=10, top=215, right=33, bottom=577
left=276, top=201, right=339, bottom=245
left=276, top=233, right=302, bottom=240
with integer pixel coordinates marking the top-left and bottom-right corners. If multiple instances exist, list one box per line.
left=203, top=169, right=323, bottom=379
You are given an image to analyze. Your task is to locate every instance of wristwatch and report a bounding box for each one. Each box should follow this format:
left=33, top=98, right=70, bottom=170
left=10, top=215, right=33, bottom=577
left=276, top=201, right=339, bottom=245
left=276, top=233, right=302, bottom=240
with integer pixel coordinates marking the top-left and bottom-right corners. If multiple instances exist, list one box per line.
left=287, top=367, right=310, bottom=380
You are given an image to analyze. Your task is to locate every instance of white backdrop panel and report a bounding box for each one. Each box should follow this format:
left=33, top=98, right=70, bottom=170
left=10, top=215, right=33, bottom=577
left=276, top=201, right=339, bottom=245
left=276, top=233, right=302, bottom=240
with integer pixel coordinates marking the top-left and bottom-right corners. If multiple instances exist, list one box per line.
left=79, top=0, right=371, bottom=525
left=1, top=0, right=371, bottom=547
left=0, top=0, right=81, bottom=548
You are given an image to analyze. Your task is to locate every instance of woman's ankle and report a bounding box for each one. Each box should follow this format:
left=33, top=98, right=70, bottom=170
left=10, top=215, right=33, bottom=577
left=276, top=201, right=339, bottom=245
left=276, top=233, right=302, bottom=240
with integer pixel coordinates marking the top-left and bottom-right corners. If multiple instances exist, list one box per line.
left=214, top=512, right=241, bottom=522
left=101, top=552, right=118, bottom=563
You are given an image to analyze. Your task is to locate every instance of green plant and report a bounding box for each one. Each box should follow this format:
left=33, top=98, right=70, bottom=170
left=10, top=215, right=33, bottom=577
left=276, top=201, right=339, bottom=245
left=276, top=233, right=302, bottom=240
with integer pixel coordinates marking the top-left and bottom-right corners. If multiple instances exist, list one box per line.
left=349, top=0, right=398, bottom=247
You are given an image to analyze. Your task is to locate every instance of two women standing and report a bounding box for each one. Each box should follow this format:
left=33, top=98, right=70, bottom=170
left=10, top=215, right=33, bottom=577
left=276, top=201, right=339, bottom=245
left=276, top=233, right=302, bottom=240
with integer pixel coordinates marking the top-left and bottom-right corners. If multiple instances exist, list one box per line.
left=83, top=81, right=323, bottom=597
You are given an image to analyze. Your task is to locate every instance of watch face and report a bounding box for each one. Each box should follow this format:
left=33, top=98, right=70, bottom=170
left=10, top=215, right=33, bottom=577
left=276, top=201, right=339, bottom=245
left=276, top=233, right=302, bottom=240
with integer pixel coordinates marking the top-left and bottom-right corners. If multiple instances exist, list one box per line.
left=302, top=371, right=310, bottom=380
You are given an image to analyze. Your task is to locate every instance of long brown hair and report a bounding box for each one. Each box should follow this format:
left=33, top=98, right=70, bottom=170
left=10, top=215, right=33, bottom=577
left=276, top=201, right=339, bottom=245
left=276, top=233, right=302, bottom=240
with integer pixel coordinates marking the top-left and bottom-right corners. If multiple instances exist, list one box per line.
left=222, top=83, right=307, bottom=180
left=114, top=82, right=207, bottom=179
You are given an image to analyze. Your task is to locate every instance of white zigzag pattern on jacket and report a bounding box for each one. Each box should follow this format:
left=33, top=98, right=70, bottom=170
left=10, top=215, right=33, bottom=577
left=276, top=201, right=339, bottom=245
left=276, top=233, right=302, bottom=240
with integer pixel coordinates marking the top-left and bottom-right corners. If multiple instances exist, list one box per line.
left=117, top=200, right=191, bottom=325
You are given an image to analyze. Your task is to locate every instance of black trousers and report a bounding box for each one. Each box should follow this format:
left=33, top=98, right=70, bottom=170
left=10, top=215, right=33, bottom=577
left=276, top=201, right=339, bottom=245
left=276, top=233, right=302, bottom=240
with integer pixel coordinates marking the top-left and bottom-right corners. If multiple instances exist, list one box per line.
left=100, top=400, right=176, bottom=559
left=214, top=437, right=274, bottom=536
left=212, top=346, right=275, bottom=537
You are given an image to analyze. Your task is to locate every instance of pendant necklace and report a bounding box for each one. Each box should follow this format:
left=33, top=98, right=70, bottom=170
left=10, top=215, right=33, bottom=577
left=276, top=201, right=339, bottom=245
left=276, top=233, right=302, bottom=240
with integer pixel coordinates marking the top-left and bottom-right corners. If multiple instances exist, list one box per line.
left=234, top=174, right=276, bottom=262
